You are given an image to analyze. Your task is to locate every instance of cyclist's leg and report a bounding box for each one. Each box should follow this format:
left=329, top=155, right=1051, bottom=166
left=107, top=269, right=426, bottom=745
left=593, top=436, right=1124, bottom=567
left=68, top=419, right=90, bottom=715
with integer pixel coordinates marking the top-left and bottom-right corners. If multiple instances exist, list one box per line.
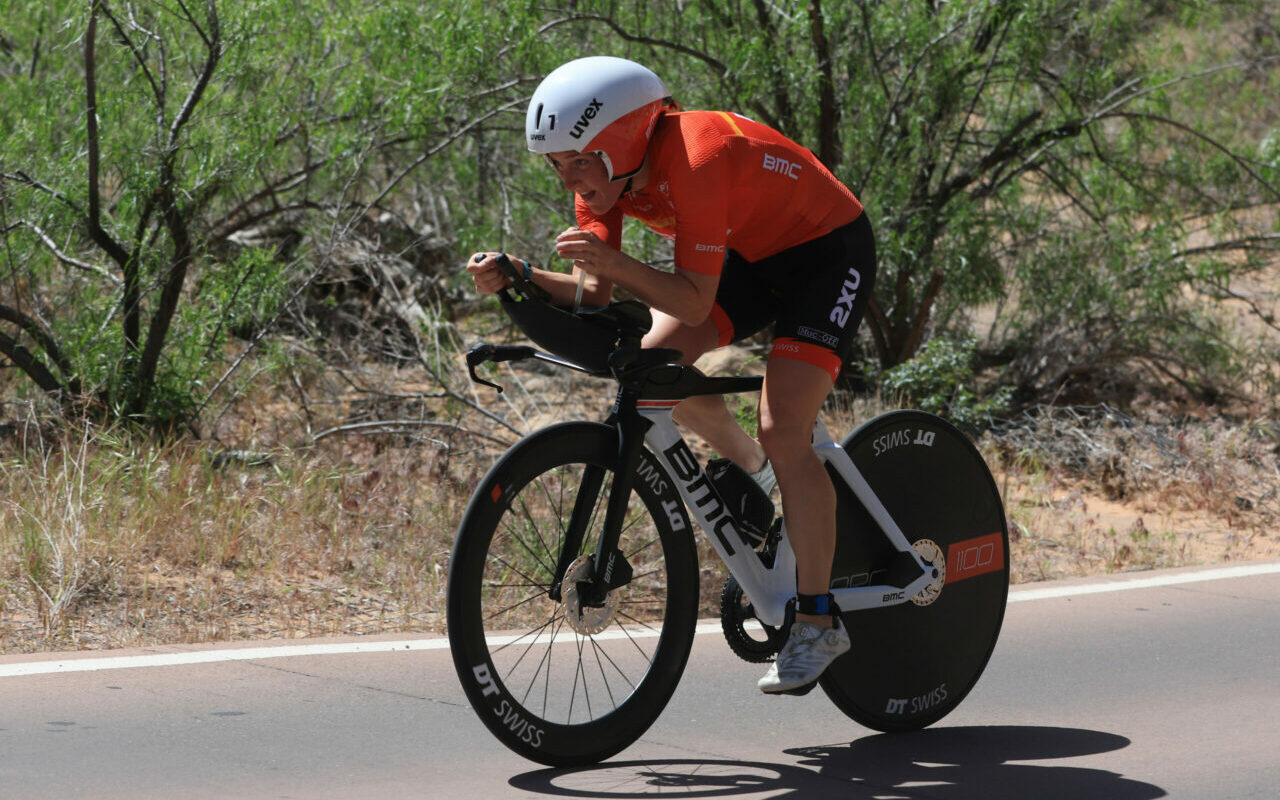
left=753, top=217, right=875, bottom=693
left=758, top=356, right=837, bottom=626
left=642, top=310, right=766, bottom=471
left=756, top=214, right=876, bottom=629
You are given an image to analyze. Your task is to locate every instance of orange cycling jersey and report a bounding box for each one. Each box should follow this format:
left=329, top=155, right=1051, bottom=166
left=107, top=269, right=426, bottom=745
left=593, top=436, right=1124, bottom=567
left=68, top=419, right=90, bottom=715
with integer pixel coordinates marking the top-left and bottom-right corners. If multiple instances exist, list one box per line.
left=575, top=110, right=863, bottom=276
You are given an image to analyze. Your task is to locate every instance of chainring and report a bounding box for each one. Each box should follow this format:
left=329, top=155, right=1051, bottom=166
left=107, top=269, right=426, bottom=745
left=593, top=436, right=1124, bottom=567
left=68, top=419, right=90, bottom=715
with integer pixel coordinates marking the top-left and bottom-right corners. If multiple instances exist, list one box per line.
left=719, top=574, right=783, bottom=663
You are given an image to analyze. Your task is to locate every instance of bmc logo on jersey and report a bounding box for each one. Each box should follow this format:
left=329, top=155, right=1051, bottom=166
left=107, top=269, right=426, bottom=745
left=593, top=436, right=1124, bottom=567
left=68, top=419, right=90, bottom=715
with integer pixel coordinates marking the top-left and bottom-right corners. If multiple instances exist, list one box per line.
left=695, top=243, right=726, bottom=253
left=763, top=153, right=802, bottom=179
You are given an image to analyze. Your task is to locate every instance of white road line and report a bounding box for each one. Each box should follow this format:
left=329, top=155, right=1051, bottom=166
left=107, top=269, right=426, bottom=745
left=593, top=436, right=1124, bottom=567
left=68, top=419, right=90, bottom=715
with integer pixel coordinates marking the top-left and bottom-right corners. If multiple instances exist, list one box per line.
left=1007, top=561, right=1280, bottom=602
left=2, top=561, right=1277, bottom=679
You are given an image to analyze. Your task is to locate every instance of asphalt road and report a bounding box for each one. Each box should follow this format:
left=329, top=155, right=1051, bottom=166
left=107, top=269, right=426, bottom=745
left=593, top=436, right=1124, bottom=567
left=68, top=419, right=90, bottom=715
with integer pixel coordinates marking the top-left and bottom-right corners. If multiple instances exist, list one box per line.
left=1, top=561, right=1277, bottom=799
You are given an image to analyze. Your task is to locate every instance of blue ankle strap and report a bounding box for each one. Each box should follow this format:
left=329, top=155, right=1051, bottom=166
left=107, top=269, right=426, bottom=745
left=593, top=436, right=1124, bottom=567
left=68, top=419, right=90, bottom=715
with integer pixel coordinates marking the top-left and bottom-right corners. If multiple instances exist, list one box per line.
left=796, top=592, right=837, bottom=616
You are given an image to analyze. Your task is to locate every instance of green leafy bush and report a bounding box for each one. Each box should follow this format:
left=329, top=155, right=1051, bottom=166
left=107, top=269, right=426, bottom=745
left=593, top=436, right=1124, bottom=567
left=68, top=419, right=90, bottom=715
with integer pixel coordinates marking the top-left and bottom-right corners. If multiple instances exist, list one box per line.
left=878, top=337, right=1012, bottom=430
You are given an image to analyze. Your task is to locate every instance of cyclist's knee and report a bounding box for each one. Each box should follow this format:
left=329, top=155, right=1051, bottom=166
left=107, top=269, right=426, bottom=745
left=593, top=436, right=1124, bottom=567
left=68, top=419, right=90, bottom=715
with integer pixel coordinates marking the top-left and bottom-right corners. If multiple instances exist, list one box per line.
left=757, top=417, right=814, bottom=468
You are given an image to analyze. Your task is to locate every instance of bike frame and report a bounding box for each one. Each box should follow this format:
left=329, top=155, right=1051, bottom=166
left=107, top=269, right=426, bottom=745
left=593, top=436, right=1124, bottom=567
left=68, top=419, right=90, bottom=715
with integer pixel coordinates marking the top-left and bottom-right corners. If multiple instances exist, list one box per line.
left=465, top=341, right=937, bottom=630
left=635, top=400, right=935, bottom=627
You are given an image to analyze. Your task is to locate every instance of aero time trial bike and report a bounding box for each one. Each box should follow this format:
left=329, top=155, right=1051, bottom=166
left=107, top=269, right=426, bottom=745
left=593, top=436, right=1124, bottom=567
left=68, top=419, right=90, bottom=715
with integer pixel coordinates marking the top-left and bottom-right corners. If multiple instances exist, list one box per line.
left=446, top=256, right=1009, bottom=767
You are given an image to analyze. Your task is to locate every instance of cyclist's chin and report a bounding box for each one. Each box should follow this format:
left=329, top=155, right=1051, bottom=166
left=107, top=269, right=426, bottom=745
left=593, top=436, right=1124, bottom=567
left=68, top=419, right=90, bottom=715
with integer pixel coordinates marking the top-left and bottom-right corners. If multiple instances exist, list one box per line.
left=579, top=189, right=620, bottom=215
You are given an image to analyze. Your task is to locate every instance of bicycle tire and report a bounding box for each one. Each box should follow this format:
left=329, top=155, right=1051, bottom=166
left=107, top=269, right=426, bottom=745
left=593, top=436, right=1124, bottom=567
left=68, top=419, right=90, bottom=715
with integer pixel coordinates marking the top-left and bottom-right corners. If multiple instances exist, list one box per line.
left=447, top=421, right=699, bottom=766
left=818, top=410, right=1009, bottom=732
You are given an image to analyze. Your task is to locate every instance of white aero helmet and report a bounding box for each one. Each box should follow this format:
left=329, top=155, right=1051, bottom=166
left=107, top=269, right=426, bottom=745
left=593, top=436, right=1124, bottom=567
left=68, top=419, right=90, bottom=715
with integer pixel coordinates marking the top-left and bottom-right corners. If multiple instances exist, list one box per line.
left=526, top=56, right=671, bottom=182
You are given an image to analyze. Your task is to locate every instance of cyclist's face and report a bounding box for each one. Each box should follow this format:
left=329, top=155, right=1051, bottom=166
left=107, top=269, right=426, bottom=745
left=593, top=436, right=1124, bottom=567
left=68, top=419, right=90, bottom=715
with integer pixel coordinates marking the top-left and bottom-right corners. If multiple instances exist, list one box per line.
left=545, top=151, right=623, bottom=214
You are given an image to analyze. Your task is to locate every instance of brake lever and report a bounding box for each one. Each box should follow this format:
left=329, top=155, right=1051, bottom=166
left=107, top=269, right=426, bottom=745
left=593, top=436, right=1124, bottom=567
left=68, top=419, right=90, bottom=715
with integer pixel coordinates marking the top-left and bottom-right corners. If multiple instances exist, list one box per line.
left=466, top=344, right=505, bottom=393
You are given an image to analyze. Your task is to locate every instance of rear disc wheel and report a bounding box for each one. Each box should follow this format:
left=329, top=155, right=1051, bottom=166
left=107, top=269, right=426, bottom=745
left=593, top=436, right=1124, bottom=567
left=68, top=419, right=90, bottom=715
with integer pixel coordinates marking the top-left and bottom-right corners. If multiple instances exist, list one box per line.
left=819, top=410, right=1009, bottom=732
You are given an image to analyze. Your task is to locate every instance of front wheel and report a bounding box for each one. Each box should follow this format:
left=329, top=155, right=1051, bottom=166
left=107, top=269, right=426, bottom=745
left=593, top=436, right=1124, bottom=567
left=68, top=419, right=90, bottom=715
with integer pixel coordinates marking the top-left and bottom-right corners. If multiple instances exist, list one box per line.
left=819, top=410, right=1010, bottom=731
left=446, top=422, right=699, bottom=766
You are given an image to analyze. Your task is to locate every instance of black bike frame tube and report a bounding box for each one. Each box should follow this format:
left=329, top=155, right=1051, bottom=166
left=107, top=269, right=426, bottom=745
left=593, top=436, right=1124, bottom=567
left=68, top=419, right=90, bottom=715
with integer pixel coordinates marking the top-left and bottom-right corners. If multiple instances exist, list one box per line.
left=590, top=392, right=650, bottom=589
left=547, top=461, right=608, bottom=603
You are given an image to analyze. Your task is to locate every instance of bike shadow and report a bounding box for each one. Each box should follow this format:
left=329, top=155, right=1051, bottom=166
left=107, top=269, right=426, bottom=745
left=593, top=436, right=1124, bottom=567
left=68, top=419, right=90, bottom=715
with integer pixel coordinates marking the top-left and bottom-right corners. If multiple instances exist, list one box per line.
left=508, top=725, right=1167, bottom=799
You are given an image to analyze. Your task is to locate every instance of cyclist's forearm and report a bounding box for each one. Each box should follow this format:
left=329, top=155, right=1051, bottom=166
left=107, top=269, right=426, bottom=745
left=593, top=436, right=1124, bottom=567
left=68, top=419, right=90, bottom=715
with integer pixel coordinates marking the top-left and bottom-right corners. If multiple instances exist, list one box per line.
left=602, top=256, right=716, bottom=327
left=525, top=261, right=613, bottom=308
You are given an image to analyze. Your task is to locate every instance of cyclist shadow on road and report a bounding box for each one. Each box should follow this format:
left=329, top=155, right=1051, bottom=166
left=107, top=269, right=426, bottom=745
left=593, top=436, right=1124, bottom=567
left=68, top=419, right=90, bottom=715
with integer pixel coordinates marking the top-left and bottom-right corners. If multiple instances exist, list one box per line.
left=508, top=725, right=1166, bottom=799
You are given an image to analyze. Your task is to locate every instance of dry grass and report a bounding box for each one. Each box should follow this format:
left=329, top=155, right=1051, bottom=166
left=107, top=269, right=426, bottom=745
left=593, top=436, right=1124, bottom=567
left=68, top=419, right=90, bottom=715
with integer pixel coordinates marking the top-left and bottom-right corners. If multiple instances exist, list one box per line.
left=2, top=352, right=1278, bottom=655
left=0, top=421, right=484, bottom=653
left=988, top=403, right=1280, bottom=582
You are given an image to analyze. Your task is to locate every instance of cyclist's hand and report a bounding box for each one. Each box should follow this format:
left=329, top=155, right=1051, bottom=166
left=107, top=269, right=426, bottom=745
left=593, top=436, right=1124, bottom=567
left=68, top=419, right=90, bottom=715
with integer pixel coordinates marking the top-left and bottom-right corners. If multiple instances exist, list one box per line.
left=554, top=227, right=616, bottom=277
left=467, top=252, right=513, bottom=295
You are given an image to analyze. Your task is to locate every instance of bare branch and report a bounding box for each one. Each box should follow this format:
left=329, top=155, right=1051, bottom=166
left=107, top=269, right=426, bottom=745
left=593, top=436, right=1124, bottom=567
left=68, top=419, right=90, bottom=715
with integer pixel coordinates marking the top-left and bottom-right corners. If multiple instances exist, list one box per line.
left=1104, top=110, right=1280, bottom=201
left=367, top=98, right=524, bottom=211
left=806, top=0, right=839, bottom=165
left=15, top=220, right=123, bottom=285
left=207, top=161, right=328, bottom=241
left=536, top=14, right=729, bottom=75
left=0, top=303, right=76, bottom=394
left=99, top=2, right=164, bottom=111
left=165, top=0, right=220, bottom=152
left=130, top=0, right=223, bottom=417
left=83, top=4, right=133, bottom=271
left=1, top=171, right=84, bottom=216
left=309, top=419, right=509, bottom=448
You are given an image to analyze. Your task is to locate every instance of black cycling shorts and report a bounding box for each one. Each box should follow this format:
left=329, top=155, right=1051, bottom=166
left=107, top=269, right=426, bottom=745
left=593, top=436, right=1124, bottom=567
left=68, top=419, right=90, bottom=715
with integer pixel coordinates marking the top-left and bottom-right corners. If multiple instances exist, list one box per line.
left=710, top=213, right=876, bottom=380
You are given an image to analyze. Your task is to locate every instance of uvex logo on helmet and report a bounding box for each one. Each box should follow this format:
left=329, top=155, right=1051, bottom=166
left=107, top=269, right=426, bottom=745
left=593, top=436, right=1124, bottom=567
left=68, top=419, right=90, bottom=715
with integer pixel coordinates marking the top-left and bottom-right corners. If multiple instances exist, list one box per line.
left=569, top=99, right=604, bottom=140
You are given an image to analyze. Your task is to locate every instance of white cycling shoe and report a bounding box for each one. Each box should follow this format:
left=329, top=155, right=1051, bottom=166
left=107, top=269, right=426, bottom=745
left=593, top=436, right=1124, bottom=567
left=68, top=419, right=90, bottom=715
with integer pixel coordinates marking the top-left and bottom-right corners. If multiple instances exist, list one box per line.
left=757, top=620, right=851, bottom=694
left=749, top=459, right=776, bottom=496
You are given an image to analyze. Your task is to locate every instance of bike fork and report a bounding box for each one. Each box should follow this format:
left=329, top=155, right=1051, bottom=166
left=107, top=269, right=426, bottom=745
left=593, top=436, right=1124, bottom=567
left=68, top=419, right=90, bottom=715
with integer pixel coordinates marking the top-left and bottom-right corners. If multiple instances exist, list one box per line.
left=553, top=396, right=649, bottom=608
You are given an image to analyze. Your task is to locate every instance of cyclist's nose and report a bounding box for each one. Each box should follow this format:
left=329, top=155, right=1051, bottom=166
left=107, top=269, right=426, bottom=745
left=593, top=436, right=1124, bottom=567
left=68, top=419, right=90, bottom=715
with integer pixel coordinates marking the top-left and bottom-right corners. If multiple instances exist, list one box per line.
left=561, top=172, right=584, bottom=193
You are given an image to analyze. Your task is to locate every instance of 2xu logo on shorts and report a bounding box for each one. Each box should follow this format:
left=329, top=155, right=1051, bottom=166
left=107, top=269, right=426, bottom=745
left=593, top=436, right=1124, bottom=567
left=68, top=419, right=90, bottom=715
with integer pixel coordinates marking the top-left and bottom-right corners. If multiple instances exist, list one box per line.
left=829, top=266, right=863, bottom=328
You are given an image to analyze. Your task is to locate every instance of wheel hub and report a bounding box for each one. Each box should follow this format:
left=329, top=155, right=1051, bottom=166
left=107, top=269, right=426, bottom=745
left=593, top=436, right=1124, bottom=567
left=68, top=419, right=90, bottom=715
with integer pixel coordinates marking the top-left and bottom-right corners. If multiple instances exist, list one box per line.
left=561, top=556, right=620, bottom=635
left=911, top=538, right=947, bottom=606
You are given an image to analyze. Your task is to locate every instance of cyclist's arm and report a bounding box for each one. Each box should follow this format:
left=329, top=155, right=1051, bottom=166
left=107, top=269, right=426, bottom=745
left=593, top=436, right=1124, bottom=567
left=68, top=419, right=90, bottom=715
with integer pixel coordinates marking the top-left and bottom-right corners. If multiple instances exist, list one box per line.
left=554, top=228, right=719, bottom=327
left=527, top=258, right=614, bottom=308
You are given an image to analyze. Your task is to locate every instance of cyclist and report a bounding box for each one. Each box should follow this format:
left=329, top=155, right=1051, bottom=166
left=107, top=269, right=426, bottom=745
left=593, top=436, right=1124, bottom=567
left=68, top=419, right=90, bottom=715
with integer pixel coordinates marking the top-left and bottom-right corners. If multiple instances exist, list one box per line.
left=467, top=56, right=876, bottom=694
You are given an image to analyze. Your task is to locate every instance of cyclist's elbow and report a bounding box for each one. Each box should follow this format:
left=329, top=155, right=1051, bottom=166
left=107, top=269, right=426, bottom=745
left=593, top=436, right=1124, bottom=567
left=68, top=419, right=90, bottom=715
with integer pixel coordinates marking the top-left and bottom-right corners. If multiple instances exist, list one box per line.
left=672, top=301, right=712, bottom=328
left=664, top=274, right=717, bottom=328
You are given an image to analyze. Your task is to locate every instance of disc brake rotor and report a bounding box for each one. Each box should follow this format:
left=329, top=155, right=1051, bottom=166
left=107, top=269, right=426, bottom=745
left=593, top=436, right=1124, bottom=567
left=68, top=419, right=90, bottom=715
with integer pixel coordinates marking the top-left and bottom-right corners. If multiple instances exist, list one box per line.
left=560, top=555, right=621, bottom=635
left=911, top=538, right=947, bottom=606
